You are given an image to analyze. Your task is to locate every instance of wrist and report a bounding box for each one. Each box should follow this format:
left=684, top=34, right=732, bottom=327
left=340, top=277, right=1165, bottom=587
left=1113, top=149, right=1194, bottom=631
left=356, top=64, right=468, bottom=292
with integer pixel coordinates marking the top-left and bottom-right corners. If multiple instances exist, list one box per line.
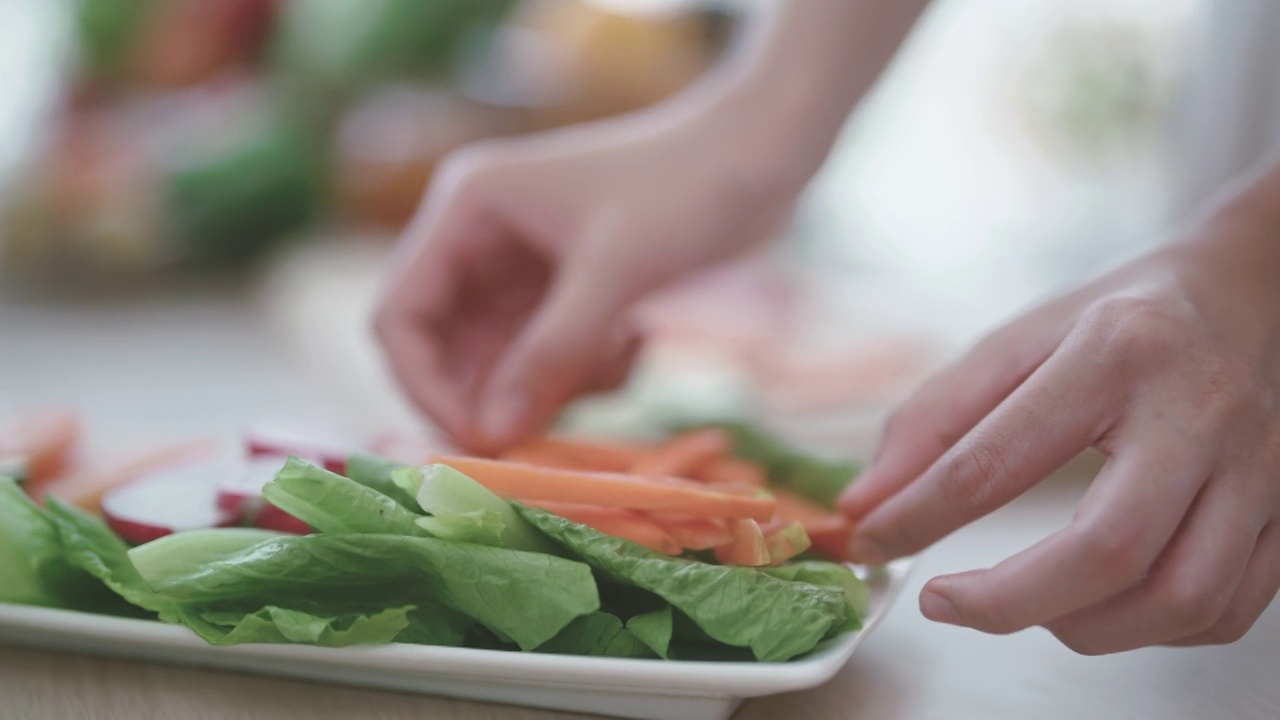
left=1171, top=176, right=1280, bottom=361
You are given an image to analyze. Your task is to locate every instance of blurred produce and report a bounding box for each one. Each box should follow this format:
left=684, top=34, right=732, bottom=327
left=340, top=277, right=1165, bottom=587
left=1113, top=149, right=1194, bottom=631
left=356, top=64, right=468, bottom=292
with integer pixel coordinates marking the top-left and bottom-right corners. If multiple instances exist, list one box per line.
left=334, top=87, right=512, bottom=229
left=460, top=0, right=726, bottom=129
left=77, top=0, right=278, bottom=90
left=2, top=0, right=734, bottom=292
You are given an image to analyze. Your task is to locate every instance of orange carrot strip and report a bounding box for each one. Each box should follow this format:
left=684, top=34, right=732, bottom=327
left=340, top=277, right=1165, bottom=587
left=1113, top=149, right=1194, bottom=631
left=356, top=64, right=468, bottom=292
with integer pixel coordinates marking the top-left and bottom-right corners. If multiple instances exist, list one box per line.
left=0, top=407, right=82, bottom=492
left=503, top=438, right=650, bottom=472
left=432, top=456, right=776, bottom=521
left=39, top=439, right=219, bottom=512
left=713, top=519, right=771, bottom=566
left=648, top=513, right=734, bottom=551
left=771, top=488, right=853, bottom=561
left=693, top=457, right=767, bottom=487
left=521, top=500, right=682, bottom=555
left=630, top=428, right=732, bottom=478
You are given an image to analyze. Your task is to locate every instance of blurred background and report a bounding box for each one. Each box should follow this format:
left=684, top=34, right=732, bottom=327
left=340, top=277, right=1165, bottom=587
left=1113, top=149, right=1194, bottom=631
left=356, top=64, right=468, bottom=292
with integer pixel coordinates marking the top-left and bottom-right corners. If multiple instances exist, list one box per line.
left=0, top=0, right=1206, bottom=457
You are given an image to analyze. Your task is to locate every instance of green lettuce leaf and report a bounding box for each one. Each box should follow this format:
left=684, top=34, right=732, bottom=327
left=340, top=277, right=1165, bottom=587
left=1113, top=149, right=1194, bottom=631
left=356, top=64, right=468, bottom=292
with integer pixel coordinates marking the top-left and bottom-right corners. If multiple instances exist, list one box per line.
left=396, top=465, right=559, bottom=554
left=414, top=511, right=506, bottom=547
left=763, top=560, right=870, bottom=633
left=536, top=612, right=655, bottom=658
left=141, top=533, right=598, bottom=651
left=345, top=453, right=419, bottom=510
left=517, top=506, right=847, bottom=661
left=262, top=457, right=427, bottom=536
left=682, top=421, right=860, bottom=509
left=0, top=479, right=71, bottom=607
left=195, top=605, right=415, bottom=647
left=626, top=606, right=673, bottom=659
left=0, top=480, right=136, bottom=615
left=44, top=497, right=177, bottom=619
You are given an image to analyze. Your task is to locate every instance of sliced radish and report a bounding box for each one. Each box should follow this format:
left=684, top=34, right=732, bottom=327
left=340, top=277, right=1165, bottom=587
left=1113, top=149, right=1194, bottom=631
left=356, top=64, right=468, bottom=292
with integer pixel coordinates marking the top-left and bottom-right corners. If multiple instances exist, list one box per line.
left=365, top=430, right=449, bottom=465
left=243, top=421, right=356, bottom=475
left=217, top=456, right=312, bottom=535
left=253, top=502, right=312, bottom=535
left=216, top=455, right=286, bottom=517
left=101, top=459, right=240, bottom=545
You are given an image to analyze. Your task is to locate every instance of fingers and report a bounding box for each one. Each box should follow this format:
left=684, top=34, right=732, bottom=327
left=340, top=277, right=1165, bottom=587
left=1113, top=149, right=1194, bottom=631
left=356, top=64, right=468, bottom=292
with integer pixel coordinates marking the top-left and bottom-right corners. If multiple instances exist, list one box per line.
left=917, top=437, right=1214, bottom=635
left=838, top=307, right=1068, bottom=521
left=584, top=325, right=645, bottom=394
left=846, top=338, right=1111, bottom=564
left=374, top=165, right=500, bottom=447
left=1166, top=521, right=1280, bottom=647
left=1043, top=477, right=1262, bottom=654
left=478, top=219, right=651, bottom=448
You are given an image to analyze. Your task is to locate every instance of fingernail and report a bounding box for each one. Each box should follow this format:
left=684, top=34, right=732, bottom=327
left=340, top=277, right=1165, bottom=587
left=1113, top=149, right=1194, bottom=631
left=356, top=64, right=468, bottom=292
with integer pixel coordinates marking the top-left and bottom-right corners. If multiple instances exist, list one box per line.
left=846, top=534, right=887, bottom=565
left=481, top=389, right=530, bottom=443
left=919, top=587, right=962, bottom=626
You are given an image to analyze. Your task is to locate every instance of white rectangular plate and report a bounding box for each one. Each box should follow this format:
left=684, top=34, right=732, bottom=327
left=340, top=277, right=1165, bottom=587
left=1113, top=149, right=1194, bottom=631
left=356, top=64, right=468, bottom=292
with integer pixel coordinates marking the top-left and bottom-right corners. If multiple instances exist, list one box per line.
left=0, top=559, right=913, bottom=720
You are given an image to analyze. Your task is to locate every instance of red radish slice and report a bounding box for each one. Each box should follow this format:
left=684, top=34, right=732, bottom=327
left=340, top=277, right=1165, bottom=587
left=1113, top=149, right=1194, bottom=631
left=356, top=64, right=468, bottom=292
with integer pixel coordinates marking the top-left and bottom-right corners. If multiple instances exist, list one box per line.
left=216, top=455, right=286, bottom=516
left=243, top=421, right=356, bottom=474
left=365, top=430, right=448, bottom=465
left=217, top=456, right=312, bottom=535
left=253, top=502, right=312, bottom=535
left=101, top=459, right=239, bottom=545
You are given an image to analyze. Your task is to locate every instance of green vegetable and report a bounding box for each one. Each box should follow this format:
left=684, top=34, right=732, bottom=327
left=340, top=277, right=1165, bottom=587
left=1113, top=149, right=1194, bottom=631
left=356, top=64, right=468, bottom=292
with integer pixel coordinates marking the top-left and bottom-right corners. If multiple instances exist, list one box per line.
left=262, top=457, right=427, bottom=537
left=165, top=122, right=323, bottom=267
left=140, top=533, right=599, bottom=651
left=684, top=421, right=861, bottom=509
left=195, top=605, right=416, bottom=647
left=0, top=480, right=81, bottom=608
left=536, top=612, right=655, bottom=659
left=44, top=497, right=177, bottom=620
left=763, top=561, right=870, bottom=633
left=345, top=453, right=418, bottom=510
left=396, top=465, right=559, bottom=554
left=76, top=0, right=150, bottom=79
left=517, top=506, right=847, bottom=661
left=626, top=607, right=674, bottom=659
left=129, top=529, right=283, bottom=589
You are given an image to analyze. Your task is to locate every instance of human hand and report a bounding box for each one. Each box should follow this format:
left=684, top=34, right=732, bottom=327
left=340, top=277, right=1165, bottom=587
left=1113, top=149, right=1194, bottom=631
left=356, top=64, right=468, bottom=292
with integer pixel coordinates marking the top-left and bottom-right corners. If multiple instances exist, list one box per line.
left=374, top=106, right=797, bottom=453
left=838, top=214, right=1280, bottom=654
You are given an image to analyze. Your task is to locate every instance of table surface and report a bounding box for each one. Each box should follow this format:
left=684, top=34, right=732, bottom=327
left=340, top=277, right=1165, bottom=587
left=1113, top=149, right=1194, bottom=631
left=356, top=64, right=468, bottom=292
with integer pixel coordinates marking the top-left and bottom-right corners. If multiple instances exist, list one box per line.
left=2, top=286, right=1278, bottom=720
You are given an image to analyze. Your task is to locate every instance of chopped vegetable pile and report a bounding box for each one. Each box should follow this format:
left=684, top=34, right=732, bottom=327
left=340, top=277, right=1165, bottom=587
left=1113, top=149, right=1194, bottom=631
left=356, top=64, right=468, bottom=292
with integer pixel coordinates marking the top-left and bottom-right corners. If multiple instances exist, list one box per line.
left=0, top=413, right=870, bottom=662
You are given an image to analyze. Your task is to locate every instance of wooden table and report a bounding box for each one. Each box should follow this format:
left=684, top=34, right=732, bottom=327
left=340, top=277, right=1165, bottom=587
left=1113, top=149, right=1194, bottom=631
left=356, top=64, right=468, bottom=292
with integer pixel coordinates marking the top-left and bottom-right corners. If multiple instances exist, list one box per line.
left=4, top=288, right=1278, bottom=720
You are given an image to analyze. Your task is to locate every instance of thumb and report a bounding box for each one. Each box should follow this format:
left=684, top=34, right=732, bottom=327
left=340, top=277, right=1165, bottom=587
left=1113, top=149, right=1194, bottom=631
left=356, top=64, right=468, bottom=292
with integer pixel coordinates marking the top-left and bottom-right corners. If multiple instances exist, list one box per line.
left=478, top=231, right=651, bottom=447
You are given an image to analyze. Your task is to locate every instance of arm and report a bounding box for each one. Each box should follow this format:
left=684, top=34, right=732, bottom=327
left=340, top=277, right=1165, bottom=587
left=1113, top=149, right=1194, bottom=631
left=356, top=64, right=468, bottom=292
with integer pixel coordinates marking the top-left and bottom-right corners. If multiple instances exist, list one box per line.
left=375, top=1, right=929, bottom=451
left=838, top=150, right=1280, bottom=653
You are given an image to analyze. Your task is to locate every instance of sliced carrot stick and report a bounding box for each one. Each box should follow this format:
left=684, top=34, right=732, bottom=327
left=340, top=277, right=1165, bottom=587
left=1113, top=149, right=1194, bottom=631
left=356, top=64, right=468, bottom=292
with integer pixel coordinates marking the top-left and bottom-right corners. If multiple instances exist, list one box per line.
left=771, top=488, right=853, bottom=561
left=0, top=407, right=82, bottom=493
left=630, top=428, right=732, bottom=478
left=648, top=513, right=734, bottom=551
left=704, top=481, right=768, bottom=497
left=502, top=438, right=650, bottom=472
left=520, top=500, right=682, bottom=555
left=431, top=456, right=777, bottom=521
left=764, top=521, right=812, bottom=565
left=713, top=519, right=771, bottom=566
left=38, top=438, right=220, bottom=512
left=692, top=457, right=767, bottom=487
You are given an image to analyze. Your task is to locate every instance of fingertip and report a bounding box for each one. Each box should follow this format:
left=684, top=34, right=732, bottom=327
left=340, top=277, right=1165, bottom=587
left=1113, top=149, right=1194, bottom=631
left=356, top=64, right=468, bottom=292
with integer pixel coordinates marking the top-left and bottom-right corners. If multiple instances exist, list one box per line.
left=919, top=585, right=963, bottom=626
left=479, top=386, right=534, bottom=447
left=845, top=532, right=889, bottom=565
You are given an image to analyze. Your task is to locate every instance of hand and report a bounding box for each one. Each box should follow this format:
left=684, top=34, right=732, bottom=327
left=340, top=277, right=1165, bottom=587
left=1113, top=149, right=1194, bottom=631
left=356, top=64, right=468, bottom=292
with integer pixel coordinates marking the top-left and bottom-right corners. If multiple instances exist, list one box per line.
left=838, top=214, right=1280, bottom=654
left=374, top=107, right=797, bottom=452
